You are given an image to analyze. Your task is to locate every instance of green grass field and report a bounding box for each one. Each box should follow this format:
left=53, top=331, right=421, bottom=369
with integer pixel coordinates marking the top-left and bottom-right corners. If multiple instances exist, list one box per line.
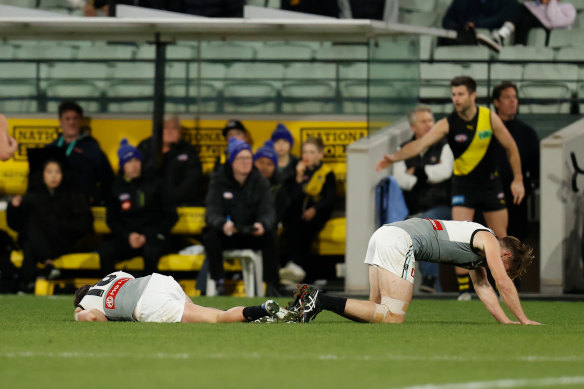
left=1, top=295, right=583, bottom=389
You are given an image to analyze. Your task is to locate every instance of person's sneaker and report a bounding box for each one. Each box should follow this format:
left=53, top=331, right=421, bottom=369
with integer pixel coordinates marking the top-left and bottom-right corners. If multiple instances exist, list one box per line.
left=457, top=292, right=472, bottom=301
left=261, top=300, right=300, bottom=323
left=279, top=261, right=306, bottom=283
left=287, top=284, right=323, bottom=323
left=476, top=33, right=501, bottom=53
left=419, top=275, right=437, bottom=294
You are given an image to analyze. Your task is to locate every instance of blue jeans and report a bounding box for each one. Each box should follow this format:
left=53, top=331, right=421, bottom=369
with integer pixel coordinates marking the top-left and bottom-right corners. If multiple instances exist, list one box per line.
left=413, top=205, right=451, bottom=292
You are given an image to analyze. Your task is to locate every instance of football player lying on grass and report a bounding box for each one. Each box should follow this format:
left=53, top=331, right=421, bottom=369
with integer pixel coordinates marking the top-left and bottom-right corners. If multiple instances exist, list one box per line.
left=74, top=271, right=298, bottom=323
left=288, top=218, right=541, bottom=325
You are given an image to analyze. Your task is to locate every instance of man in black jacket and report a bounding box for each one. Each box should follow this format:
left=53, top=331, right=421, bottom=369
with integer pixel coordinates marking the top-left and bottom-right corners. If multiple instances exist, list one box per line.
left=138, top=114, right=203, bottom=206
left=98, top=139, right=178, bottom=275
left=47, top=101, right=114, bottom=205
left=492, top=81, right=539, bottom=241
left=203, top=137, right=279, bottom=295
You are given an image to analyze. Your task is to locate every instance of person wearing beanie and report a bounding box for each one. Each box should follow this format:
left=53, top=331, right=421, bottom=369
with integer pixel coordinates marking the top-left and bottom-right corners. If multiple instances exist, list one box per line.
left=254, top=140, right=291, bottom=225
left=204, top=138, right=281, bottom=296
left=138, top=114, right=204, bottom=206
left=271, top=123, right=299, bottom=195
left=47, top=101, right=114, bottom=205
left=213, top=119, right=250, bottom=171
left=98, top=139, right=178, bottom=276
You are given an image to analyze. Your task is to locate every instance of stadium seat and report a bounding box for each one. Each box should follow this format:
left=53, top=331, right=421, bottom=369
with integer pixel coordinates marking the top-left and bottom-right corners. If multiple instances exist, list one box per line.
left=77, top=43, right=136, bottom=60
left=490, top=63, right=524, bottom=84
left=520, top=64, right=578, bottom=114
left=548, top=29, right=577, bottom=48
left=433, top=45, right=491, bottom=61
left=399, top=11, right=439, bottom=28
left=398, top=0, right=435, bottom=12
left=0, top=44, right=14, bottom=59
left=223, top=62, right=283, bottom=112
left=281, top=63, right=337, bottom=113
left=526, top=28, right=547, bottom=47
left=0, top=62, right=39, bottom=112
left=255, top=42, right=315, bottom=60
left=340, top=80, right=405, bottom=115
left=200, top=42, right=257, bottom=60
left=420, top=63, right=488, bottom=81
left=13, top=44, right=75, bottom=59
left=315, top=44, right=368, bottom=60
left=338, top=62, right=367, bottom=80
left=206, top=250, right=264, bottom=297
left=371, top=38, right=419, bottom=60
left=498, top=46, right=555, bottom=61
left=555, top=47, right=584, bottom=61
left=570, top=0, right=584, bottom=11
left=165, top=82, right=220, bottom=113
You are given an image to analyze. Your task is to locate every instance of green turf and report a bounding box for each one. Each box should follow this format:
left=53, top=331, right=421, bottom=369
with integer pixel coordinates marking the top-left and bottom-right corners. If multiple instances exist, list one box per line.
left=0, top=295, right=583, bottom=389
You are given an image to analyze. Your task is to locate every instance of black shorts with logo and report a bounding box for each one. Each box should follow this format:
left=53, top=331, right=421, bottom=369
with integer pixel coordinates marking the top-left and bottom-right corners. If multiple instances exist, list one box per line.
left=450, top=175, right=506, bottom=212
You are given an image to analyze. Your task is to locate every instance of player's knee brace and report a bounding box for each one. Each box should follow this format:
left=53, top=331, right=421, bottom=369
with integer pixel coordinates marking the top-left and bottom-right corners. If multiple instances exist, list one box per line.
left=370, top=297, right=409, bottom=324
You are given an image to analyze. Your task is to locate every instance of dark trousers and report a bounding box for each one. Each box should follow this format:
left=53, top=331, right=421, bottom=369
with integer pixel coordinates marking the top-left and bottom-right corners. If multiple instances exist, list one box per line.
left=19, top=223, right=94, bottom=289
left=284, top=212, right=329, bottom=270
left=513, top=5, right=547, bottom=46
left=203, top=227, right=279, bottom=284
left=98, top=235, right=169, bottom=275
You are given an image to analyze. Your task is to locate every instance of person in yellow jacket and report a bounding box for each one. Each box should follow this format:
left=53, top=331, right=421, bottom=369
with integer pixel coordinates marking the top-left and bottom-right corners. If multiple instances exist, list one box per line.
left=280, top=137, right=336, bottom=284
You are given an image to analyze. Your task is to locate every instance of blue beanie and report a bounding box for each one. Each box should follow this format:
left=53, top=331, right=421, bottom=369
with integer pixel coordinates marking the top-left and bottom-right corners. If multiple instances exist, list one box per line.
left=227, top=137, right=252, bottom=165
left=117, top=138, right=142, bottom=169
left=270, top=123, right=294, bottom=147
left=253, top=140, right=278, bottom=167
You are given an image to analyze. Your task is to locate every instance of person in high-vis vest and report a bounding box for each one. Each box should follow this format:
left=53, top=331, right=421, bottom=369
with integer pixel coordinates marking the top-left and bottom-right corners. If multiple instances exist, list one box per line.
left=280, top=137, right=336, bottom=284
left=376, top=76, right=524, bottom=300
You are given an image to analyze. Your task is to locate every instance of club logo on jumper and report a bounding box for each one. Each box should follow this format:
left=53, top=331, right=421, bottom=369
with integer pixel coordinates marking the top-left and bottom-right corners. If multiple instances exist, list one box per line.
left=177, top=153, right=189, bottom=162
left=223, top=192, right=233, bottom=200
left=454, top=134, right=468, bottom=143
left=497, top=192, right=505, bottom=199
left=426, top=218, right=443, bottom=231
left=105, top=278, right=131, bottom=309
left=12, top=126, right=60, bottom=161
left=478, top=130, right=492, bottom=140
left=452, top=195, right=465, bottom=205
left=119, top=193, right=130, bottom=201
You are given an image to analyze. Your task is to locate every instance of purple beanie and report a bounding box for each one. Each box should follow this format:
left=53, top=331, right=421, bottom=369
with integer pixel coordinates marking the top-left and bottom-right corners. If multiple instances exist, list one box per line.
left=227, top=137, right=252, bottom=165
left=253, top=140, right=278, bottom=167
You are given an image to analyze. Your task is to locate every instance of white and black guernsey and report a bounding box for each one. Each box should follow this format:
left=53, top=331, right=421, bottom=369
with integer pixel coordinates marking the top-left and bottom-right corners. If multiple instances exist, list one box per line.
left=387, top=218, right=494, bottom=269
left=78, top=271, right=151, bottom=321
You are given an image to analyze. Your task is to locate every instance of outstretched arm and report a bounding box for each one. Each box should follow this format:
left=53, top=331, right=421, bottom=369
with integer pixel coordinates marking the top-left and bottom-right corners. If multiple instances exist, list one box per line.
left=473, top=231, right=541, bottom=325
left=74, top=307, right=108, bottom=322
left=376, top=118, right=449, bottom=171
left=469, top=267, right=517, bottom=324
left=491, top=112, right=524, bottom=204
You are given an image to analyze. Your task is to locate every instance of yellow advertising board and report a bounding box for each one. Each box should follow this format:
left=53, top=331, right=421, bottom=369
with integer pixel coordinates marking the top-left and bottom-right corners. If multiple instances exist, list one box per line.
left=0, top=117, right=367, bottom=195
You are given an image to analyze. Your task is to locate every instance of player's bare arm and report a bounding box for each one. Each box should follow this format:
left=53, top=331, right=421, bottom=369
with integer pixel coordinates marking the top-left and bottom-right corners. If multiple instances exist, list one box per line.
left=491, top=112, right=524, bottom=205
left=473, top=231, right=541, bottom=325
left=469, top=267, right=518, bottom=324
left=376, top=118, right=449, bottom=171
left=74, top=307, right=108, bottom=322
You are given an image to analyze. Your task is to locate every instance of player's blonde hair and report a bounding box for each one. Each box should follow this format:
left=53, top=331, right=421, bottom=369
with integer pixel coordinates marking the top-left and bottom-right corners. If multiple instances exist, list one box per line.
left=500, top=236, right=534, bottom=280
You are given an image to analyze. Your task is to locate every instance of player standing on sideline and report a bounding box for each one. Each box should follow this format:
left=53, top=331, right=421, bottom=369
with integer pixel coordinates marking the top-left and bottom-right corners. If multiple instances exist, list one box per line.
left=376, top=76, right=525, bottom=300
left=0, top=114, right=18, bottom=161
left=289, top=218, right=541, bottom=325
left=74, top=271, right=298, bottom=323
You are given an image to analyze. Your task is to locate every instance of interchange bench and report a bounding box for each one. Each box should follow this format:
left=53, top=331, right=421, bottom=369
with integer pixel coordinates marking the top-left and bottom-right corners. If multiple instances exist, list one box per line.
left=2, top=207, right=346, bottom=296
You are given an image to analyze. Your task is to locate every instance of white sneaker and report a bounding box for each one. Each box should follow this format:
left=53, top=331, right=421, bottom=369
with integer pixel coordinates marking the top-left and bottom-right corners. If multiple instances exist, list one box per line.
left=279, top=261, right=306, bottom=283
left=476, top=33, right=501, bottom=53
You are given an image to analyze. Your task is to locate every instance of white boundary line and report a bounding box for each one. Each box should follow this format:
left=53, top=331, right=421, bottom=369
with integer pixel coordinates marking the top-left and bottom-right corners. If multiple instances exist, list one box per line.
left=0, top=351, right=583, bottom=363
left=394, top=376, right=584, bottom=389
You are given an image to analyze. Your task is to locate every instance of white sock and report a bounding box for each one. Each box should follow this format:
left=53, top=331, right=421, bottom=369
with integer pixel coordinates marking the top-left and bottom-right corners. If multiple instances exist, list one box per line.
left=497, top=21, right=515, bottom=39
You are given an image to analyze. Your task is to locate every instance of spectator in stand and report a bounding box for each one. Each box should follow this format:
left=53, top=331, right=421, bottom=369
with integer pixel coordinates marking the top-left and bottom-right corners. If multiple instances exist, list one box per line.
left=271, top=123, right=299, bottom=193
left=280, top=137, right=336, bottom=284
left=98, top=139, right=178, bottom=275
left=47, top=101, right=114, bottom=205
left=0, top=114, right=17, bottom=161
left=138, top=114, right=203, bottom=206
left=393, top=106, right=454, bottom=293
left=281, top=0, right=340, bottom=17
left=203, top=137, right=280, bottom=296
left=492, top=82, right=540, bottom=241
left=491, top=0, right=576, bottom=46
left=213, top=119, right=249, bottom=172
left=83, top=0, right=165, bottom=16
left=168, top=0, right=244, bottom=17
left=440, top=0, right=522, bottom=52
left=7, top=148, right=94, bottom=294
left=254, top=140, right=290, bottom=226
left=344, top=0, right=398, bottom=22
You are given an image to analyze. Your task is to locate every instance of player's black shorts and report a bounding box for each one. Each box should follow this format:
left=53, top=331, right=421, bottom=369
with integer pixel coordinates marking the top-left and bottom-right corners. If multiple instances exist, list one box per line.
left=450, top=175, right=506, bottom=212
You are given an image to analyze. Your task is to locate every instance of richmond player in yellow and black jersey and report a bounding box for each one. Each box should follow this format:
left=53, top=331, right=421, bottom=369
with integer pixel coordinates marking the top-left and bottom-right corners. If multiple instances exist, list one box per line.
left=376, top=76, right=525, bottom=297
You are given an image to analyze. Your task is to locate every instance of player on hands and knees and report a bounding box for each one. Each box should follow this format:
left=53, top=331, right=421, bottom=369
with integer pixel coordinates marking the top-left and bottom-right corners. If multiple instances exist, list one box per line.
left=74, top=271, right=298, bottom=323
left=289, top=218, right=540, bottom=325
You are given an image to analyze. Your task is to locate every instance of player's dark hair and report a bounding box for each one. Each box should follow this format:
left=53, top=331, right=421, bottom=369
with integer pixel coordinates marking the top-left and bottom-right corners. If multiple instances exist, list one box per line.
left=58, top=101, right=83, bottom=119
left=303, top=136, right=325, bottom=152
left=74, top=284, right=91, bottom=308
left=500, top=236, right=534, bottom=280
left=450, top=76, right=476, bottom=95
left=492, top=81, right=518, bottom=102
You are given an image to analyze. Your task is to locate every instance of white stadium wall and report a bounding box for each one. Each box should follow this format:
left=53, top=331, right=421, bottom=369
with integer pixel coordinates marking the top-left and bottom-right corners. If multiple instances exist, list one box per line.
left=540, top=117, right=584, bottom=294
left=345, top=120, right=411, bottom=293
